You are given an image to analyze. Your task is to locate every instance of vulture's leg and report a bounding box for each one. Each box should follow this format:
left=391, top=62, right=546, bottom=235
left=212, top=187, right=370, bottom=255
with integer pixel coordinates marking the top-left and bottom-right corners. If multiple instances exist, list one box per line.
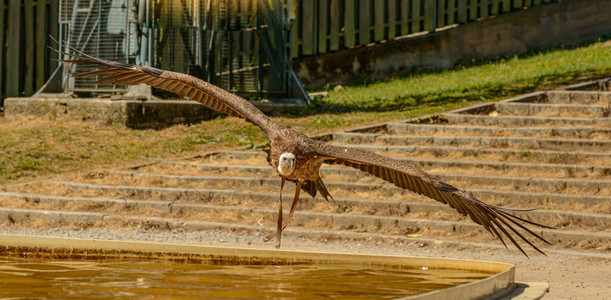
left=263, top=177, right=285, bottom=248
left=263, top=181, right=302, bottom=242
left=281, top=181, right=302, bottom=230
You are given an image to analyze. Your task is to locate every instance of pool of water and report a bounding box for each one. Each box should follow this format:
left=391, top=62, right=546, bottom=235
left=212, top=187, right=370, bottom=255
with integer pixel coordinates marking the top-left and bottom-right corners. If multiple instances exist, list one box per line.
left=0, top=257, right=492, bottom=298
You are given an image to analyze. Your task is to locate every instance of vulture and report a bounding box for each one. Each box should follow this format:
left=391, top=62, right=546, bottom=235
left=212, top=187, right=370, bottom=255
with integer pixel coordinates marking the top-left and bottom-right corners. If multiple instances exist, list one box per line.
left=53, top=40, right=552, bottom=256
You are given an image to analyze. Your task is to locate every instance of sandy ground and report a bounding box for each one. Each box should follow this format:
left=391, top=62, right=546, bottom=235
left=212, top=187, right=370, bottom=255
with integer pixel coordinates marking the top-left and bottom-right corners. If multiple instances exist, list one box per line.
left=1, top=227, right=608, bottom=300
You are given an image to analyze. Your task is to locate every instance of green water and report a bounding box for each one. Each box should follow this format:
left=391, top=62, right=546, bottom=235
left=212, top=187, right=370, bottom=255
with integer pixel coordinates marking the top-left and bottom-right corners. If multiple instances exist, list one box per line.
left=0, top=257, right=491, bottom=298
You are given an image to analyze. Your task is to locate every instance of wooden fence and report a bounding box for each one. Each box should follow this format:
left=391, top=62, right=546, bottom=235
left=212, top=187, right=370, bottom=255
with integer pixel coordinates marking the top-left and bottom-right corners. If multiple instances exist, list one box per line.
left=0, top=0, right=559, bottom=104
left=291, top=0, right=555, bottom=57
left=0, top=0, right=58, bottom=104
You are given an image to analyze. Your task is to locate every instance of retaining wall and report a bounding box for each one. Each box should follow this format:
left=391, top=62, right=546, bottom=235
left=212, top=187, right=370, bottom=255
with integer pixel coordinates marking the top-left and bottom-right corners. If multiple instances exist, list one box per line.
left=293, top=0, right=611, bottom=88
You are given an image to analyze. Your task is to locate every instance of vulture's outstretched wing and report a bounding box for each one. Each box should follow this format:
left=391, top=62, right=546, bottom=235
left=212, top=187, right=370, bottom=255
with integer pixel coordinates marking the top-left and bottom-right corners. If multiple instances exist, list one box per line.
left=314, top=142, right=552, bottom=256
left=53, top=40, right=280, bottom=137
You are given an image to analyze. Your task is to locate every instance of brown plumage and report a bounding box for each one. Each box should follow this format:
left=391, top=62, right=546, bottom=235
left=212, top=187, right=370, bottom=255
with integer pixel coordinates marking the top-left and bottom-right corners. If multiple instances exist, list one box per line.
left=54, top=40, right=552, bottom=256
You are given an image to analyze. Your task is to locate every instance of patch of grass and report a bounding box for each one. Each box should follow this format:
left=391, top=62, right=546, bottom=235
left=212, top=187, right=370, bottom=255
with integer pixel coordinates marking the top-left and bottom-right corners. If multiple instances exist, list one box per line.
left=17, top=157, right=42, bottom=171
left=316, top=39, right=611, bottom=112
left=0, top=39, right=609, bottom=184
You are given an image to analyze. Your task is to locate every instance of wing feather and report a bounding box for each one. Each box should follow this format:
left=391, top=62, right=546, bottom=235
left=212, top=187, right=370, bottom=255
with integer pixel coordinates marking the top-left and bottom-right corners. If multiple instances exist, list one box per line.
left=315, top=143, right=552, bottom=255
left=53, top=40, right=280, bottom=137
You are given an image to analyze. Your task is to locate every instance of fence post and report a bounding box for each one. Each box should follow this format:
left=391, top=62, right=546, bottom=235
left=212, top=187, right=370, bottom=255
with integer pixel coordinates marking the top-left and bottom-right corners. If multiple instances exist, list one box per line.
left=0, top=0, right=5, bottom=101
left=447, top=0, right=455, bottom=24
left=50, top=0, right=58, bottom=69
left=344, top=0, right=356, bottom=48
left=491, top=0, right=499, bottom=14
left=25, top=0, right=35, bottom=96
left=374, top=0, right=384, bottom=41
left=358, top=0, right=370, bottom=44
left=36, top=0, right=47, bottom=88
left=411, top=0, right=420, bottom=33
left=388, top=0, right=396, bottom=39
left=329, top=0, right=340, bottom=51
left=481, top=0, right=489, bottom=17
left=457, top=0, right=467, bottom=23
left=6, top=0, right=21, bottom=97
left=318, top=0, right=328, bottom=53
left=424, top=0, right=436, bottom=32
left=302, top=0, right=315, bottom=55
left=400, top=0, right=408, bottom=36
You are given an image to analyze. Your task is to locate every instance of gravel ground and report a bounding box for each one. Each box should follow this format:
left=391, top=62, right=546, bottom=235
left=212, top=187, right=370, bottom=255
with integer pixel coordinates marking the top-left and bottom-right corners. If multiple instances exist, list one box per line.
left=1, top=227, right=609, bottom=300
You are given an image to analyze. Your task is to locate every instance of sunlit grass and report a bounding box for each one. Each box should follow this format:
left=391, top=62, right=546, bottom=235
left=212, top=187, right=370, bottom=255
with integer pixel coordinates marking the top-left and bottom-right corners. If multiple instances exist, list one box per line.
left=0, top=39, right=609, bottom=184
left=320, top=40, right=610, bottom=111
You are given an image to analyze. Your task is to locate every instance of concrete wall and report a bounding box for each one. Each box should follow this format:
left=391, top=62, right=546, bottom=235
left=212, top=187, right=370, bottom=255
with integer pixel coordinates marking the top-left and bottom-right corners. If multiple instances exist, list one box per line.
left=293, top=0, right=611, bottom=88
left=3, top=97, right=307, bottom=128
left=3, top=97, right=218, bottom=129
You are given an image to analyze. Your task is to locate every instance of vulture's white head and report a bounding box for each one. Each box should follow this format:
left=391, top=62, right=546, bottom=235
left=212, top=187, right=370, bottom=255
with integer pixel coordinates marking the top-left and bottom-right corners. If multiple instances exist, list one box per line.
left=278, top=152, right=296, bottom=176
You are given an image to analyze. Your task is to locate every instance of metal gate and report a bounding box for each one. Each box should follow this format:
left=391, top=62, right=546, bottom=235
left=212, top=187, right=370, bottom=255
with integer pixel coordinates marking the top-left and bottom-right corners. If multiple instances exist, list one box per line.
left=59, top=0, right=139, bottom=93
left=55, top=0, right=298, bottom=100
left=156, top=0, right=291, bottom=98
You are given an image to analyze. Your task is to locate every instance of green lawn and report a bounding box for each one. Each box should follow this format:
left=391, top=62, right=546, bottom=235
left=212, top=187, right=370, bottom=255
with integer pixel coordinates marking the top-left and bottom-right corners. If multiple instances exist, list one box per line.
left=0, top=39, right=609, bottom=184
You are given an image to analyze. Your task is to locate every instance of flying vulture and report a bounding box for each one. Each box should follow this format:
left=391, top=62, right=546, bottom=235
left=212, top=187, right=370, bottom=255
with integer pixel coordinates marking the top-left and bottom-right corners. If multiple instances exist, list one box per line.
left=53, top=41, right=551, bottom=256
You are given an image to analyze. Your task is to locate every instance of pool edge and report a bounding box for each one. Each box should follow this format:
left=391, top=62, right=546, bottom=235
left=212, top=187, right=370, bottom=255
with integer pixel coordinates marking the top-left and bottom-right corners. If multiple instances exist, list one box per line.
left=0, top=234, right=522, bottom=299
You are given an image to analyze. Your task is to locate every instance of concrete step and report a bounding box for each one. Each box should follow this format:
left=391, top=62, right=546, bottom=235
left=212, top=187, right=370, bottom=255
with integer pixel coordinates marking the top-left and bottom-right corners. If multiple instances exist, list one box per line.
left=346, top=145, right=610, bottom=165
left=538, top=91, right=611, bottom=105
left=155, top=152, right=611, bottom=195
left=0, top=206, right=608, bottom=255
left=0, top=207, right=546, bottom=256
left=386, top=123, right=611, bottom=140
left=201, top=147, right=610, bottom=168
left=150, top=158, right=611, bottom=194
left=496, top=102, right=610, bottom=118
left=42, top=175, right=610, bottom=210
left=331, top=132, right=611, bottom=152
left=4, top=191, right=608, bottom=229
left=442, top=113, right=611, bottom=126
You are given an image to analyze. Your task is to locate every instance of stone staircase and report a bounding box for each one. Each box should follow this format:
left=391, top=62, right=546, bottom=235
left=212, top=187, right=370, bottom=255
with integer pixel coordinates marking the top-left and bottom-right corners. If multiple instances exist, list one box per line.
left=1, top=79, right=609, bottom=257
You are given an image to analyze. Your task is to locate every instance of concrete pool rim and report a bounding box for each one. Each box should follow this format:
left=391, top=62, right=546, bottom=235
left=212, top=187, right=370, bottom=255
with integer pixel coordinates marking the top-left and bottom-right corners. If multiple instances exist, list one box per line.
left=0, top=234, right=547, bottom=299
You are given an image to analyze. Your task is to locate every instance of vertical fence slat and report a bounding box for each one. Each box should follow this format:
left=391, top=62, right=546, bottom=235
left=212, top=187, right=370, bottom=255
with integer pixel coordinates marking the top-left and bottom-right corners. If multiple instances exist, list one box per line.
left=25, top=0, right=35, bottom=95
left=513, top=0, right=523, bottom=9
left=318, top=0, right=328, bottom=53
left=533, top=0, right=542, bottom=5
left=524, top=0, right=532, bottom=6
left=0, top=0, right=5, bottom=99
left=447, top=0, right=455, bottom=24
left=457, top=0, right=467, bottom=23
left=344, top=0, right=356, bottom=47
left=374, top=0, right=384, bottom=41
left=490, top=0, right=500, bottom=14
left=437, top=0, right=446, bottom=28
left=481, top=0, right=489, bottom=17
left=411, top=0, right=420, bottom=33
left=358, top=0, right=370, bottom=44
left=424, top=0, right=435, bottom=31
left=302, top=0, right=315, bottom=55
left=6, top=0, right=21, bottom=97
left=388, top=0, right=396, bottom=39
left=49, top=0, right=58, bottom=68
left=36, top=0, right=47, bottom=88
left=290, top=0, right=299, bottom=57
left=469, top=0, right=478, bottom=20
left=400, top=0, right=408, bottom=35
left=329, top=0, right=340, bottom=51
left=502, top=0, right=511, bottom=12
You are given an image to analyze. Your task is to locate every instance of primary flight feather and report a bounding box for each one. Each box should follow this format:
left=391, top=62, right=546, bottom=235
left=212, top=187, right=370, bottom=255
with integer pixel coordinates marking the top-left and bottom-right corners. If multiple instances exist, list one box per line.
left=54, top=40, right=552, bottom=256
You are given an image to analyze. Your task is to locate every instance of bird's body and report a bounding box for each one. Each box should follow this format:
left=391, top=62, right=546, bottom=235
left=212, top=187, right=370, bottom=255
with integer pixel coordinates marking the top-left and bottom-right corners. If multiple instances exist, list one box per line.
left=54, top=39, right=552, bottom=256
left=269, top=131, right=325, bottom=182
